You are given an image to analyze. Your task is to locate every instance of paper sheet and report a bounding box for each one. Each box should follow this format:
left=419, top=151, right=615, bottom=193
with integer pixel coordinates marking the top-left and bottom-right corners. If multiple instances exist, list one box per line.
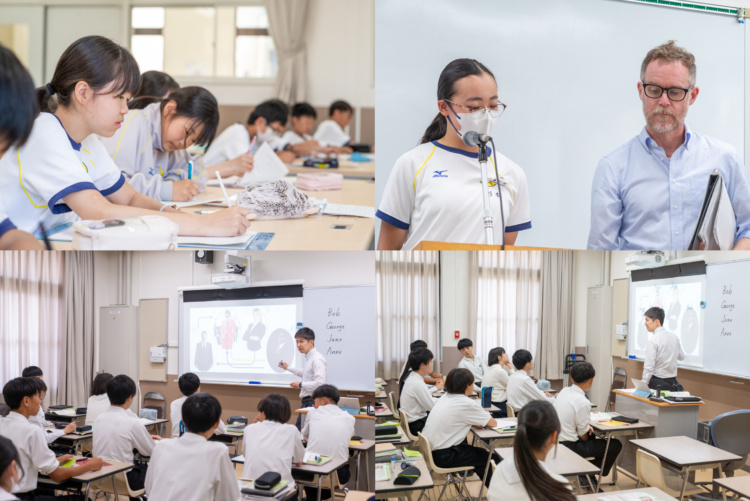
left=239, top=143, right=289, bottom=185
left=177, top=230, right=257, bottom=247
left=495, top=418, right=517, bottom=429
left=321, top=204, right=375, bottom=218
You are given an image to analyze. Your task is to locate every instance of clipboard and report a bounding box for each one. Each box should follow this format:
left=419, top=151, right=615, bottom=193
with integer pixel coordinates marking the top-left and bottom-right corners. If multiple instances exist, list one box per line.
left=688, top=170, right=736, bottom=250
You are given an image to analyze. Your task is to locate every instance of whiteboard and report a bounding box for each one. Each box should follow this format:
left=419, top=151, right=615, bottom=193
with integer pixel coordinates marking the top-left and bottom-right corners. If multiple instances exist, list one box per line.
left=375, top=0, right=746, bottom=248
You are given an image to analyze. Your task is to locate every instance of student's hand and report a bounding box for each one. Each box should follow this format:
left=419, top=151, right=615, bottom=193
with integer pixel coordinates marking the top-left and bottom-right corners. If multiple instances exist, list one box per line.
left=434, top=380, right=445, bottom=390
left=0, top=229, right=45, bottom=250
left=336, top=146, right=354, bottom=154
left=276, top=151, right=296, bottom=164
left=227, top=153, right=254, bottom=176
left=151, top=434, right=162, bottom=441
left=589, top=425, right=594, bottom=435
left=279, top=361, right=289, bottom=370
left=290, top=381, right=301, bottom=389
left=88, top=457, right=103, bottom=471
left=294, top=462, right=303, bottom=467
left=63, top=422, right=77, bottom=434
left=58, top=454, right=74, bottom=465
left=253, top=415, right=262, bottom=423
left=545, top=391, right=552, bottom=398
left=172, top=179, right=200, bottom=201
left=201, top=207, right=252, bottom=236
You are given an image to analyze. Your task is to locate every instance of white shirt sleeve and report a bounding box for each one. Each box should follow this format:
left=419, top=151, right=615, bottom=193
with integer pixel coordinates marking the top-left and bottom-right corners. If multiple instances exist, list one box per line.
left=215, top=419, right=227, bottom=435
left=131, top=420, right=156, bottom=457
left=301, top=411, right=311, bottom=441
left=215, top=450, right=242, bottom=501
left=464, top=399, right=493, bottom=427
left=573, top=399, right=590, bottom=438
left=376, top=154, right=416, bottom=230
left=30, top=427, right=60, bottom=475
left=293, top=428, right=306, bottom=463
left=677, top=339, right=686, bottom=362
left=642, top=338, right=657, bottom=384
left=505, top=166, right=531, bottom=232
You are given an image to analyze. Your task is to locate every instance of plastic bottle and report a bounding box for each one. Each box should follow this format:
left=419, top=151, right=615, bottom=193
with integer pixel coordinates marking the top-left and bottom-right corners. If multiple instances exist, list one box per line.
left=390, top=455, right=396, bottom=476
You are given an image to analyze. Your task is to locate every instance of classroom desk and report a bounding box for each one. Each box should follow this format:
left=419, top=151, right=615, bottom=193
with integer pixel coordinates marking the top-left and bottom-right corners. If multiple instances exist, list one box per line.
left=142, top=417, right=169, bottom=437
left=45, top=412, right=86, bottom=424
left=375, top=424, right=410, bottom=446
left=374, top=404, right=393, bottom=423
left=630, top=436, right=741, bottom=499
left=286, top=160, right=375, bottom=180
left=375, top=458, right=433, bottom=501
left=470, top=419, right=518, bottom=498
left=238, top=479, right=298, bottom=501
left=345, top=489, right=375, bottom=501
left=576, top=486, right=678, bottom=500
left=375, top=390, right=387, bottom=400
left=590, top=412, right=655, bottom=491
left=496, top=446, right=600, bottom=492
left=53, top=432, right=92, bottom=455
left=37, top=459, right=133, bottom=499
left=614, top=390, right=703, bottom=439
left=714, top=475, right=750, bottom=500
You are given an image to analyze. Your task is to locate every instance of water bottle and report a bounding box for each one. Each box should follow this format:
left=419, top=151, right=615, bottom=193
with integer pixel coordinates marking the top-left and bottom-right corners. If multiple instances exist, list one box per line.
left=390, top=455, right=396, bottom=476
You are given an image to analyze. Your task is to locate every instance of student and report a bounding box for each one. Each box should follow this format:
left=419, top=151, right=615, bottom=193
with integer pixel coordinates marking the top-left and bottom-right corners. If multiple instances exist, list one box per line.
left=0, top=436, right=21, bottom=501
left=481, top=347, right=516, bottom=418
left=0, top=35, right=252, bottom=239
left=279, top=327, right=327, bottom=429
left=422, top=368, right=499, bottom=487
left=506, top=350, right=554, bottom=412
left=399, top=340, right=444, bottom=385
left=0, top=377, right=103, bottom=499
left=376, top=58, right=531, bottom=250
left=280, top=103, right=337, bottom=156
left=241, top=393, right=305, bottom=488
left=555, top=362, right=622, bottom=482
left=487, top=400, right=574, bottom=501
left=93, top=375, right=161, bottom=497
left=300, top=384, right=355, bottom=500
left=313, top=100, right=354, bottom=152
left=84, top=372, right=138, bottom=425
left=170, top=372, right=226, bottom=437
left=21, top=366, right=76, bottom=443
left=145, top=393, right=240, bottom=501
left=457, top=338, right=485, bottom=387
left=642, top=306, right=686, bottom=391
left=399, top=348, right=441, bottom=435
left=133, top=70, right=179, bottom=99
left=101, top=86, right=219, bottom=201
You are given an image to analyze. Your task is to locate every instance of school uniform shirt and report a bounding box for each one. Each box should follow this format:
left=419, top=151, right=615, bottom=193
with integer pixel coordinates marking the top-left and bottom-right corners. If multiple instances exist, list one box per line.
left=169, top=395, right=226, bottom=437
left=506, top=370, right=554, bottom=411
left=92, top=406, right=155, bottom=463
left=0, top=214, right=16, bottom=239
left=280, top=130, right=313, bottom=148
left=313, top=119, right=350, bottom=147
left=421, top=393, right=491, bottom=451
left=85, top=394, right=136, bottom=426
left=100, top=102, right=206, bottom=201
left=0, top=113, right=126, bottom=234
left=0, top=412, right=59, bottom=494
left=481, top=364, right=517, bottom=403
left=458, top=356, right=485, bottom=383
left=0, top=487, right=18, bottom=500
left=144, top=432, right=240, bottom=501
left=203, top=122, right=284, bottom=165
left=400, top=371, right=437, bottom=422
left=554, top=385, right=590, bottom=443
left=642, top=326, right=686, bottom=384
left=301, top=404, right=355, bottom=461
left=28, top=406, right=64, bottom=444
left=289, top=347, right=327, bottom=399
left=487, top=455, right=570, bottom=501
left=377, top=142, right=532, bottom=250
left=242, top=420, right=306, bottom=486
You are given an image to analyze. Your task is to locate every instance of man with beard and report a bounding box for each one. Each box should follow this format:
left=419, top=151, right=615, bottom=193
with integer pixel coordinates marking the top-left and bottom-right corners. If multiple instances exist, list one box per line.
left=588, top=41, right=750, bottom=250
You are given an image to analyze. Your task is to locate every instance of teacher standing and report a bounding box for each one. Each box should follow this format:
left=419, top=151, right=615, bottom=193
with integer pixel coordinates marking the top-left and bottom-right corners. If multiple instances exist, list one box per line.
left=279, top=327, right=327, bottom=429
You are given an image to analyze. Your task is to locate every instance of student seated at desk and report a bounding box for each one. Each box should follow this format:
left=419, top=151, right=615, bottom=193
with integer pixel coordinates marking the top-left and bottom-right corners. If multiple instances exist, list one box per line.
left=0, top=377, right=103, bottom=500
left=92, top=375, right=161, bottom=500
left=170, top=372, right=226, bottom=437
left=457, top=338, right=484, bottom=388
left=280, top=103, right=337, bottom=157
left=421, top=368, right=499, bottom=487
left=85, top=373, right=138, bottom=426
left=481, top=347, right=516, bottom=418
left=145, top=393, right=240, bottom=501
left=399, top=348, right=442, bottom=435
left=555, top=362, right=622, bottom=482
left=21, top=366, right=75, bottom=443
left=313, top=101, right=354, bottom=153
left=487, top=400, right=574, bottom=501
left=399, top=340, right=444, bottom=386
left=507, top=349, right=555, bottom=412
left=132, top=70, right=178, bottom=100
left=0, top=436, right=21, bottom=501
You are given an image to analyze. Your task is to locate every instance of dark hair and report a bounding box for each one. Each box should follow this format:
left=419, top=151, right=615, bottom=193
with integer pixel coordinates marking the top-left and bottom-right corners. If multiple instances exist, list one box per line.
left=312, top=384, right=340, bottom=404
left=38, top=35, right=140, bottom=114
left=444, top=368, right=474, bottom=394
left=329, top=100, right=352, bottom=117
left=0, top=436, right=24, bottom=486
left=135, top=70, right=179, bottom=99
left=2, top=377, right=42, bottom=409
left=408, top=348, right=433, bottom=371
left=106, top=374, right=137, bottom=405
left=488, top=347, right=507, bottom=367
left=21, top=366, right=43, bottom=378
left=513, top=349, right=533, bottom=371
left=258, top=393, right=292, bottom=423
left=182, top=393, right=222, bottom=433
left=0, top=44, right=37, bottom=151
left=91, top=373, right=113, bottom=396
left=178, top=372, right=201, bottom=396
left=514, top=401, right=575, bottom=501
left=248, top=100, right=289, bottom=127
left=292, top=102, right=317, bottom=119
left=644, top=307, right=665, bottom=325
left=420, top=58, right=495, bottom=144
left=570, top=362, right=596, bottom=384
left=457, top=338, right=473, bottom=351
left=294, top=327, right=315, bottom=342
left=129, top=86, right=219, bottom=147
left=32, top=377, right=47, bottom=395
left=410, top=340, right=428, bottom=352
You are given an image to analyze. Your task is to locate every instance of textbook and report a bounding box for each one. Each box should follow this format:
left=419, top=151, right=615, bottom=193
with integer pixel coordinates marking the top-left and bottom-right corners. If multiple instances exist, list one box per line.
left=597, top=493, right=659, bottom=501
left=303, top=452, right=332, bottom=465
left=689, top=170, right=736, bottom=250
left=238, top=479, right=291, bottom=497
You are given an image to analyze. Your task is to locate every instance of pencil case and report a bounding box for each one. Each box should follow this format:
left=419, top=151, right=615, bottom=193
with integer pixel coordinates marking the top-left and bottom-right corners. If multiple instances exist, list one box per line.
left=614, top=415, right=639, bottom=424
left=295, top=172, right=344, bottom=191
left=375, top=425, right=398, bottom=436
left=394, top=466, right=421, bottom=485
left=255, top=471, right=281, bottom=490
left=72, top=216, right=178, bottom=250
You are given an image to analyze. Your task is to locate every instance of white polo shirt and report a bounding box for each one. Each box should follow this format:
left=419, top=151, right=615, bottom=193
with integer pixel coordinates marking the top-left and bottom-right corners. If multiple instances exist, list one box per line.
left=242, top=419, right=306, bottom=486
left=487, top=455, right=570, bottom=501
left=422, top=393, right=491, bottom=451
left=642, top=327, right=686, bottom=384
left=0, top=412, right=59, bottom=494
left=554, top=385, right=590, bottom=443
left=85, top=394, right=135, bottom=426
left=481, top=364, right=516, bottom=403
left=0, top=487, right=18, bottom=500
left=400, top=371, right=437, bottom=422
left=203, top=123, right=251, bottom=167
left=289, top=347, right=327, bottom=399
left=281, top=130, right=312, bottom=148
left=458, top=355, right=485, bottom=383
left=169, top=394, right=226, bottom=437
left=314, top=120, right=350, bottom=147
left=92, top=406, right=155, bottom=462
left=0, top=113, right=125, bottom=233
left=144, top=432, right=240, bottom=501
left=507, top=370, right=554, bottom=411
left=377, top=141, right=531, bottom=250
left=302, top=404, right=355, bottom=461
left=28, top=406, right=63, bottom=444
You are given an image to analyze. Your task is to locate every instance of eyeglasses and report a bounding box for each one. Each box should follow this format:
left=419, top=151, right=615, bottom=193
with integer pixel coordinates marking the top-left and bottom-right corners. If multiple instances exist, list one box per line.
left=444, top=99, right=506, bottom=119
left=641, top=83, right=692, bottom=102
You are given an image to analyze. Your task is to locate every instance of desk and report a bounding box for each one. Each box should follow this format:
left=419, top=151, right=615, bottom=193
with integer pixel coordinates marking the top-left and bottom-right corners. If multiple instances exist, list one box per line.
left=142, top=418, right=169, bottom=437
left=631, top=436, right=741, bottom=499
left=349, top=439, right=376, bottom=492
left=614, top=390, right=703, bottom=439
left=345, top=490, right=375, bottom=501
left=375, top=425, right=409, bottom=447
left=375, top=390, right=387, bottom=400
left=286, top=160, right=375, bottom=180
left=375, top=458, right=433, bottom=501
left=213, top=429, right=244, bottom=456
left=238, top=479, right=298, bottom=501
left=590, top=412, right=655, bottom=490
left=293, top=457, right=350, bottom=501
left=714, top=475, right=750, bottom=499
left=45, top=412, right=86, bottom=424
left=470, top=420, right=517, bottom=498
left=38, top=459, right=133, bottom=499
left=576, top=487, right=678, bottom=500
left=54, top=432, right=92, bottom=455
left=496, top=446, right=600, bottom=492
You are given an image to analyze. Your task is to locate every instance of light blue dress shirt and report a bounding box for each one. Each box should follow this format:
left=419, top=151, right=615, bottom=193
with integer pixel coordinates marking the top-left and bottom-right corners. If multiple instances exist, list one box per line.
left=588, top=125, right=750, bottom=250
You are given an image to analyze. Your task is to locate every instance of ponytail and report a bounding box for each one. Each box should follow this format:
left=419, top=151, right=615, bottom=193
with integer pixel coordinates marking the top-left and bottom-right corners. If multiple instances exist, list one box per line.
left=420, top=113, right=448, bottom=144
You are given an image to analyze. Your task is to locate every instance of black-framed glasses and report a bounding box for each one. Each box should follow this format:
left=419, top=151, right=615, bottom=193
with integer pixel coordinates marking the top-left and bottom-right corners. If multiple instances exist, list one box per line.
left=641, top=83, right=692, bottom=102
left=444, top=99, right=507, bottom=119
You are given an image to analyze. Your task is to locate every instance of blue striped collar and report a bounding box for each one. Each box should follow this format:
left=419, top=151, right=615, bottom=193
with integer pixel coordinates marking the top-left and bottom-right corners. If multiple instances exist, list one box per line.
left=431, top=140, right=493, bottom=159
left=50, top=113, right=81, bottom=151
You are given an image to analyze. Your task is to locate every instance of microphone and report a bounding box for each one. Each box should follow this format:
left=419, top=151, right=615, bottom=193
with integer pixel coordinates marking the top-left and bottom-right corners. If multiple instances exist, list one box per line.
left=463, top=131, right=492, bottom=147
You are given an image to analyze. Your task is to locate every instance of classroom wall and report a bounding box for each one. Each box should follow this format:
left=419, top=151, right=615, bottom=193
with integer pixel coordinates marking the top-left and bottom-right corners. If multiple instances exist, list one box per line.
left=439, top=252, right=471, bottom=371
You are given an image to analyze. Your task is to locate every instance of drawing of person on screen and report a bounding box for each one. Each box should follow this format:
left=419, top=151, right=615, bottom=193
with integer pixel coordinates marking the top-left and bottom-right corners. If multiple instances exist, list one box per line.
left=219, top=309, right=237, bottom=351
left=278, top=327, right=328, bottom=429
left=195, top=331, right=214, bottom=372
left=666, top=286, right=682, bottom=331
left=242, top=308, right=266, bottom=363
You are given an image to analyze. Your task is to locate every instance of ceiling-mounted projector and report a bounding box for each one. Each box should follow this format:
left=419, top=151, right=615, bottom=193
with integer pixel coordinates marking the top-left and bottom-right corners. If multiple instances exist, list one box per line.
left=625, top=251, right=667, bottom=268
left=212, top=253, right=251, bottom=289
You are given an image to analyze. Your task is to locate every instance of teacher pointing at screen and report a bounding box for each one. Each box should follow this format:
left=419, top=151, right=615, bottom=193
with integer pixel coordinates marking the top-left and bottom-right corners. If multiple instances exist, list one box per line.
left=279, top=327, right=328, bottom=429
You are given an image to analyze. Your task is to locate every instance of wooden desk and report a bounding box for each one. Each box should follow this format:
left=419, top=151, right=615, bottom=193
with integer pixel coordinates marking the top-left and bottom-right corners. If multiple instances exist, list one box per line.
left=293, top=457, right=350, bottom=501
left=38, top=459, right=133, bottom=499
left=142, top=418, right=169, bottom=437
left=470, top=420, right=518, bottom=498
left=54, top=432, right=92, bottom=455
left=286, top=160, right=375, bottom=180
left=345, top=490, right=375, bottom=501
left=375, top=425, right=409, bottom=446
left=45, top=412, right=86, bottom=424
left=375, top=458, right=433, bottom=500
left=614, top=390, right=703, bottom=440
left=589, top=412, right=655, bottom=490
left=714, top=475, right=750, bottom=499
left=497, top=446, right=600, bottom=491
left=576, top=487, right=678, bottom=500
left=375, top=390, right=387, bottom=400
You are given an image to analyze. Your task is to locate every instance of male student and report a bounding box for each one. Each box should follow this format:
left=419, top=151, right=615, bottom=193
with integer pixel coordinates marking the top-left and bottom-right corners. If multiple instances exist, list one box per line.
left=21, top=366, right=76, bottom=443
left=506, top=349, right=554, bottom=412
left=400, top=348, right=442, bottom=435
left=457, top=338, right=485, bottom=387
left=642, top=306, right=686, bottom=391
left=170, top=372, right=226, bottom=437
left=555, top=362, right=622, bottom=484
left=314, top=100, right=354, bottom=152
left=588, top=40, right=750, bottom=250
left=93, top=375, right=161, bottom=498
left=280, top=103, right=337, bottom=156
left=401, top=340, right=444, bottom=385
left=300, top=384, right=355, bottom=500
left=0, top=377, right=103, bottom=499
left=145, top=393, right=240, bottom=501
left=280, top=327, right=327, bottom=429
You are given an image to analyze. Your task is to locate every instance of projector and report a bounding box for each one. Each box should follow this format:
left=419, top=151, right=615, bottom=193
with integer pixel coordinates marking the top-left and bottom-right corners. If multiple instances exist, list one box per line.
left=625, top=251, right=667, bottom=269
left=212, top=253, right=251, bottom=289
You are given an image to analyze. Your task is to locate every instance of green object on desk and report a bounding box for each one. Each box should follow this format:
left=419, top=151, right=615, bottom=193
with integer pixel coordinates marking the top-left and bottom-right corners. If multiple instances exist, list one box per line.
left=380, top=421, right=400, bottom=426
left=403, top=448, right=422, bottom=458
left=61, top=458, right=76, bottom=468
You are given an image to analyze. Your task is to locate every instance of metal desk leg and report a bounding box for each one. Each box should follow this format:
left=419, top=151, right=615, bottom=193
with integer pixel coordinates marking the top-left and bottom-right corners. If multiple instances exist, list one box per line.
left=84, top=481, right=91, bottom=499
left=595, top=432, right=612, bottom=492
left=354, top=451, right=361, bottom=490
left=477, top=437, right=495, bottom=500
left=679, top=466, right=690, bottom=500
left=317, top=473, right=323, bottom=501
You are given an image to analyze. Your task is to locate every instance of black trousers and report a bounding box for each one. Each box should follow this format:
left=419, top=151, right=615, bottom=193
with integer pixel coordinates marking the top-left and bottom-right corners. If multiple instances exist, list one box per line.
left=126, top=463, right=148, bottom=501
left=301, top=464, right=350, bottom=500
left=431, top=440, right=500, bottom=487
left=648, top=376, right=683, bottom=392
left=562, top=436, right=623, bottom=476
left=407, top=416, right=428, bottom=436
left=296, top=396, right=315, bottom=430
left=490, top=400, right=508, bottom=419
left=17, top=492, right=84, bottom=501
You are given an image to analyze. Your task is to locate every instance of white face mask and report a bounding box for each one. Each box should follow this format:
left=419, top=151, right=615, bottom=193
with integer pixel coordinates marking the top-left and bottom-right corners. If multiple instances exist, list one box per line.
left=447, top=106, right=498, bottom=140
left=257, top=127, right=278, bottom=144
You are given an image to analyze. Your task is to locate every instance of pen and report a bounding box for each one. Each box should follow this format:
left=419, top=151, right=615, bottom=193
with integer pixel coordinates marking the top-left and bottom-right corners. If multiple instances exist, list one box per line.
left=194, top=210, right=218, bottom=214
left=216, top=172, right=232, bottom=207
left=248, top=381, right=262, bottom=385
left=188, top=160, right=193, bottom=180
left=38, top=223, right=52, bottom=250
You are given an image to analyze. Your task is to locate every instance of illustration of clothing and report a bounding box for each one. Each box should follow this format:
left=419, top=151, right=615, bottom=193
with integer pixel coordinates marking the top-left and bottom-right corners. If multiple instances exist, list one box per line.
left=667, top=301, right=682, bottom=331
left=243, top=322, right=267, bottom=351
left=220, top=319, right=237, bottom=350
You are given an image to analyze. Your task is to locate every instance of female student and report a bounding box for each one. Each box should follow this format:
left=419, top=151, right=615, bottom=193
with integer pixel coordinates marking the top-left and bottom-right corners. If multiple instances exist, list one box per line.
left=0, top=35, right=251, bottom=238
left=480, top=347, right=516, bottom=418
left=133, top=70, right=179, bottom=100
left=85, top=373, right=113, bottom=426
left=0, top=436, right=21, bottom=501
left=487, top=400, right=574, bottom=501
left=376, top=58, right=531, bottom=250
left=399, top=348, right=440, bottom=435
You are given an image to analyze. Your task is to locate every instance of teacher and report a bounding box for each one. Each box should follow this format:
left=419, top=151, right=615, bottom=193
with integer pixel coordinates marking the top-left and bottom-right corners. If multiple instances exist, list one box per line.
left=279, top=327, right=327, bottom=429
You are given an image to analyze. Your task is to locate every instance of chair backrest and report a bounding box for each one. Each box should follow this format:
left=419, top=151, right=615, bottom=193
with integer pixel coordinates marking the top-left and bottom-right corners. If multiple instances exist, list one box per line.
left=636, top=449, right=667, bottom=491
left=95, top=471, right=145, bottom=497
left=506, top=405, right=515, bottom=418
left=607, top=367, right=628, bottom=412
left=143, top=391, right=166, bottom=419
left=388, top=391, right=400, bottom=420
left=418, top=432, right=438, bottom=472
left=711, top=410, right=750, bottom=464
left=399, top=409, right=417, bottom=442
left=0, top=403, right=10, bottom=417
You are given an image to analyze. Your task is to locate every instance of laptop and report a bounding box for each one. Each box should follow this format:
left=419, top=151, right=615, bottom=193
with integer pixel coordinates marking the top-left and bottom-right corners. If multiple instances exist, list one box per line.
left=338, top=397, right=360, bottom=416
left=631, top=378, right=653, bottom=398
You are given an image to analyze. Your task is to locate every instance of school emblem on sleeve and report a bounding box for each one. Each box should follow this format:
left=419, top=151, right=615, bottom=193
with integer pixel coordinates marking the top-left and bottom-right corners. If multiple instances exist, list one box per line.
left=487, top=179, right=497, bottom=187
left=433, top=170, right=448, bottom=178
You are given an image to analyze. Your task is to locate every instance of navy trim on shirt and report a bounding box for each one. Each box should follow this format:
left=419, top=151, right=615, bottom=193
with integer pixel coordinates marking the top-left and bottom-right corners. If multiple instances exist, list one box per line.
left=48, top=182, right=98, bottom=214
left=100, top=172, right=126, bottom=197
left=0, top=218, right=16, bottom=238
left=506, top=221, right=532, bottom=233
left=50, top=113, right=82, bottom=151
left=376, top=210, right=409, bottom=230
left=431, top=140, right=492, bottom=159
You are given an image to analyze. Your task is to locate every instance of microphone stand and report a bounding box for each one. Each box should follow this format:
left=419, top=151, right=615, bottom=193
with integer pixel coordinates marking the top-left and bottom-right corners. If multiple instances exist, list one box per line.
left=477, top=141, right=494, bottom=246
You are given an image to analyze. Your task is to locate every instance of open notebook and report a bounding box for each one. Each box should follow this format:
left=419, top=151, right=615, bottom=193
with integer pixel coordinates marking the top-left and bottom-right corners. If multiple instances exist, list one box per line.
left=689, top=170, right=736, bottom=250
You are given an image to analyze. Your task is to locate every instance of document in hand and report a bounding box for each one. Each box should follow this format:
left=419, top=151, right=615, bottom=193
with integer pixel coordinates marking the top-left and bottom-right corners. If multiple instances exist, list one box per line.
left=239, top=142, right=289, bottom=185
left=689, top=170, right=736, bottom=250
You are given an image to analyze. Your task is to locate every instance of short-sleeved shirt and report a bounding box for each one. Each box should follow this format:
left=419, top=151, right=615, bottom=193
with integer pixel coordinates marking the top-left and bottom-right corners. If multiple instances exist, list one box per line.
left=0, top=412, right=60, bottom=494
left=377, top=141, right=531, bottom=249
left=554, top=385, right=591, bottom=442
left=242, top=420, right=306, bottom=486
left=507, top=370, right=554, bottom=411
left=280, top=130, right=312, bottom=149
left=422, top=393, right=491, bottom=450
left=0, top=113, right=125, bottom=233
left=302, top=404, right=356, bottom=461
left=400, top=371, right=437, bottom=422
left=313, top=120, right=350, bottom=147
left=93, top=406, right=155, bottom=463
left=169, top=394, right=226, bottom=437
left=481, top=364, right=516, bottom=403
left=458, top=356, right=485, bottom=383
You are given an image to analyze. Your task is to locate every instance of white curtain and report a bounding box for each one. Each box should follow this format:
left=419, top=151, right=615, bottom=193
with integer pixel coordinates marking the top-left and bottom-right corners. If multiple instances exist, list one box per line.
left=0, top=251, right=65, bottom=405
left=535, top=251, right=576, bottom=380
left=376, top=251, right=440, bottom=380
left=265, top=0, right=310, bottom=103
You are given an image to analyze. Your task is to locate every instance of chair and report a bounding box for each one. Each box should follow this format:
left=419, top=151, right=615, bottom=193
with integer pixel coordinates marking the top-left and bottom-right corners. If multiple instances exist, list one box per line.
left=635, top=449, right=702, bottom=498
left=710, top=410, right=750, bottom=476
left=605, top=367, right=627, bottom=413
left=143, top=391, right=166, bottom=419
left=91, top=470, right=145, bottom=500
left=505, top=405, right=515, bottom=418
left=563, top=354, right=587, bottom=387
left=418, top=432, right=473, bottom=501
left=388, top=391, right=401, bottom=421
left=398, top=409, right=419, bottom=449
left=0, top=403, right=10, bottom=417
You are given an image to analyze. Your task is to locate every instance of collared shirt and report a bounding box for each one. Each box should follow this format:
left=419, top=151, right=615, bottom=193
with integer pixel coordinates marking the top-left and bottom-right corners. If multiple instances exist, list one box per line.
left=422, top=393, right=491, bottom=451
left=487, top=455, right=570, bottom=501
left=289, top=347, right=327, bottom=398
left=0, top=412, right=59, bottom=494
left=85, top=394, right=136, bottom=426
left=458, top=355, right=485, bottom=383
left=554, top=385, right=590, bottom=443
left=280, top=130, right=313, bottom=149
left=507, top=370, right=554, bottom=411
left=242, top=419, right=306, bottom=486
left=400, top=371, right=437, bottom=422
left=28, top=406, right=63, bottom=444
left=642, top=326, right=686, bottom=383
left=92, top=406, right=155, bottom=462
left=0, top=487, right=18, bottom=500
left=481, top=364, right=516, bottom=403
left=169, top=395, right=226, bottom=437
left=588, top=125, right=750, bottom=250
left=302, top=404, right=355, bottom=461
left=144, top=432, right=240, bottom=501
left=314, top=120, right=351, bottom=147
